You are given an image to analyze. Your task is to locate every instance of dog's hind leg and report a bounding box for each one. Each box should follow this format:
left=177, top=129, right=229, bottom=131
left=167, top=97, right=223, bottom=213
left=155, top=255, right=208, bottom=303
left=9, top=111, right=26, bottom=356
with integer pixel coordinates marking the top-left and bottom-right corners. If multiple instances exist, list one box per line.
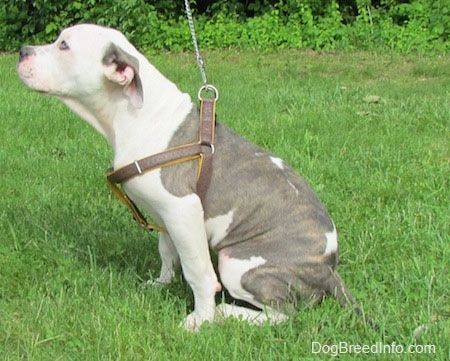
left=215, top=303, right=288, bottom=325
left=217, top=252, right=289, bottom=325
left=230, top=254, right=372, bottom=324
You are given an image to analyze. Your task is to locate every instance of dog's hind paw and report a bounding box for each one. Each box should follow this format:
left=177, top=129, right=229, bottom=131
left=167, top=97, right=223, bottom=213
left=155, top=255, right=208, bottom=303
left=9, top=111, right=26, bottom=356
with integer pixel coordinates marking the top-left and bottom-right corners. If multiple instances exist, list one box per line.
left=216, top=303, right=288, bottom=326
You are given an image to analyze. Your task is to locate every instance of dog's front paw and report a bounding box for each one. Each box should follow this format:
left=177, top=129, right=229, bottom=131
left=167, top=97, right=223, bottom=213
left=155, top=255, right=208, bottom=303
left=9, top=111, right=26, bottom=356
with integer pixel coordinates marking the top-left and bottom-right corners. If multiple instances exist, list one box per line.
left=144, top=269, right=175, bottom=288
left=180, top=311, right=214, bottom=332
left=144, top=277, right=170, bottom=288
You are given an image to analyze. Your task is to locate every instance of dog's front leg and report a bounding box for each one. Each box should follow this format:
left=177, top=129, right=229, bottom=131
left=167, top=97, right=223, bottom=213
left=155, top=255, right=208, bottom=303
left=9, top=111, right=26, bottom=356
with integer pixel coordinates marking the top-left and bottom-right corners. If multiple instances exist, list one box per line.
left=152, top=232, right=180, bottom=285
left=163, top=194, right=220, bottom=331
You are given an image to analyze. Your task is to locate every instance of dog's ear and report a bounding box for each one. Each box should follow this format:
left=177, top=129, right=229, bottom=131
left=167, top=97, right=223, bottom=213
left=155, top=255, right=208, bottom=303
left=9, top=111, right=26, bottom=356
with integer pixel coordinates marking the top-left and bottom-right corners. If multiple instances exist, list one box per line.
left=102, top=43, right=143, bottom=109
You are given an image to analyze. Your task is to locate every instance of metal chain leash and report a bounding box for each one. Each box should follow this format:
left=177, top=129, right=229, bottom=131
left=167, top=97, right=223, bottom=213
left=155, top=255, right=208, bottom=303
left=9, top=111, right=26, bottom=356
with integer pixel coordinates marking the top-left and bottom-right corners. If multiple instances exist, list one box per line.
left=184, top=0, right=219, bottom=100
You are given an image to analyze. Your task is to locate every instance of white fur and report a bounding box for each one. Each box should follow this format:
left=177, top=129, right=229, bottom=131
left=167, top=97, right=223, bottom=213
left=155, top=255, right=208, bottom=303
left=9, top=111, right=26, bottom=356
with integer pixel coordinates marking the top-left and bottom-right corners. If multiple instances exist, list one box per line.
left=205, top=210, right=234, bottom=249
left=324, top=224, right=338, bottom=256
left=270, top=156, right=300, bottom=195
left=216, top=304, right=288, bottom=325
left=216, top=254, right=288, bottom=326
left=287, top=179, right=300, bottom=196
left=219, top=254, right=266, bottom=307
left=151, top=232, right=179, bottom=285
left=270, top=156, right=284, bottom=169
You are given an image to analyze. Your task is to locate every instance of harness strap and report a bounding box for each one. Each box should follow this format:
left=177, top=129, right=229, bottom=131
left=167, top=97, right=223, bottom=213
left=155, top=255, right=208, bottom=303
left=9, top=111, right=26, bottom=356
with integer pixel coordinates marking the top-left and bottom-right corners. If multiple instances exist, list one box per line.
left=107, top=142, right=211, bottom=184
left=105, top=98, right=216, bottom=232
left=106, top=176, right=168, bottom=233
left=196, top=97, right=216, bottom=202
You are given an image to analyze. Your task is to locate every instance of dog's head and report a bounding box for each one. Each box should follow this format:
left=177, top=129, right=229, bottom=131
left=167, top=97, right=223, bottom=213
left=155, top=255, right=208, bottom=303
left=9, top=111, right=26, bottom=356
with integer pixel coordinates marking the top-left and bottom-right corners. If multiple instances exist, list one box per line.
left=17, top=24, right=143, bottom=108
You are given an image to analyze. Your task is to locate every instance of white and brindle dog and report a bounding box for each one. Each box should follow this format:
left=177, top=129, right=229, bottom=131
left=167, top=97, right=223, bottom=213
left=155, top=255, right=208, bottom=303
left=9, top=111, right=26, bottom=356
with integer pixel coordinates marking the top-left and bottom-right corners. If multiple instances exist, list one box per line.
left=18, top=24, right=367, bottom=331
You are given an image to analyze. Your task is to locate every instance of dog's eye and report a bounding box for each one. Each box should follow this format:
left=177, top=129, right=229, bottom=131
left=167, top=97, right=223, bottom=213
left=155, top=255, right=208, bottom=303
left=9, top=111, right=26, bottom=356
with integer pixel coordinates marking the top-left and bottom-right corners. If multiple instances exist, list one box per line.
left=59, top=40, right=69, bottom=51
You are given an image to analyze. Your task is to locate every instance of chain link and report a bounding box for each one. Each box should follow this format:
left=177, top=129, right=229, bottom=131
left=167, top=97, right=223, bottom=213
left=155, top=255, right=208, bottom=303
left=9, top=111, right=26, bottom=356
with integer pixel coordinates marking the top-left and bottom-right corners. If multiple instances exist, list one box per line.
left=184, top=0, right=208, bottom=86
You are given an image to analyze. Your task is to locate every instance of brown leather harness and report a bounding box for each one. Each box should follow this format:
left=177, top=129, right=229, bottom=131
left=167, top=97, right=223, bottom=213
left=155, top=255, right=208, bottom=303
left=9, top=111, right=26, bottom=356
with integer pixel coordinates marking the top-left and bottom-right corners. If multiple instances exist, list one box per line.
left=105, top=97, right=216, bottom=233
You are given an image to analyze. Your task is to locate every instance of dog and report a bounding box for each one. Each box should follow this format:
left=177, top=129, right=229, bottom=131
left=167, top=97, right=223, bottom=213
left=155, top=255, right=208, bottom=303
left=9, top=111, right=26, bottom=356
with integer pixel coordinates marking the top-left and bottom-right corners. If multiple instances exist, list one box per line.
left=17, top=24, right=368, bottom=331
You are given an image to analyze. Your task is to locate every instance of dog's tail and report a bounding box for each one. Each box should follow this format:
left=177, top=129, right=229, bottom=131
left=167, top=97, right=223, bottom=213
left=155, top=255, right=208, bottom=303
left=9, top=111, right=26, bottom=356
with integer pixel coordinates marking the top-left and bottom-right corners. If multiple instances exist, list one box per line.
left=327, top=269, right=380, bottom=331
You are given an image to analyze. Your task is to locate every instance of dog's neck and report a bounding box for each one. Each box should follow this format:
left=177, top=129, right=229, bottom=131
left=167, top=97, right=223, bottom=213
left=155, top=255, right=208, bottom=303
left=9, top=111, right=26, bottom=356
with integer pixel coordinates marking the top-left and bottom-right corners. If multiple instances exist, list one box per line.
left=61, top=95, right=117, bottom=143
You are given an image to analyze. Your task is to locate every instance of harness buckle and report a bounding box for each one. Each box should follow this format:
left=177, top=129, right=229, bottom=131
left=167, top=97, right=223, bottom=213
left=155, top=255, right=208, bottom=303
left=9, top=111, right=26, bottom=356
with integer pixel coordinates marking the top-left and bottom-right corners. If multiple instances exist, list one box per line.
left=198, top=84, right=219, bottom=101
left=200, top=141, right=215, bottom=154
left=134, top=160, right=143, bottom=175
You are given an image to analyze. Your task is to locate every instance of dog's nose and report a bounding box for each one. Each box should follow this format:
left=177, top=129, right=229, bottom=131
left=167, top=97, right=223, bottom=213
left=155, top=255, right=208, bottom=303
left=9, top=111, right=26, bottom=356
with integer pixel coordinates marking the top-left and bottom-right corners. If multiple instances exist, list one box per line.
left=19, top=46, right=35, bottom=62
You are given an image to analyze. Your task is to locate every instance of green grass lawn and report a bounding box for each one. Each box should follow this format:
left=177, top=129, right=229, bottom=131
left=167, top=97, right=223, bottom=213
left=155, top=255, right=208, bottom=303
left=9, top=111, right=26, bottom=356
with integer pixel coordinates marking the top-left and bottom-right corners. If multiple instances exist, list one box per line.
left=1, top=50, right=449, bottom=360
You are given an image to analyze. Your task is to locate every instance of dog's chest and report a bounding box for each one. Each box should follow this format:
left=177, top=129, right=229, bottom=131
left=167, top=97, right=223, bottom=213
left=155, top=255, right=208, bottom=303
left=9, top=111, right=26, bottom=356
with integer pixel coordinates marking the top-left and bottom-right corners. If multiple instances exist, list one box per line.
left=112, top=100, right=194, bottom=171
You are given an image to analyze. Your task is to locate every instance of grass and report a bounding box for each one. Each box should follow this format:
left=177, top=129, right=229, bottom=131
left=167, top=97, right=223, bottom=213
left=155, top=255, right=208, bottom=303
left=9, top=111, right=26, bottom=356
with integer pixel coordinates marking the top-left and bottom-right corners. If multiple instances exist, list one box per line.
left=1, top=49, right=449, bottom=360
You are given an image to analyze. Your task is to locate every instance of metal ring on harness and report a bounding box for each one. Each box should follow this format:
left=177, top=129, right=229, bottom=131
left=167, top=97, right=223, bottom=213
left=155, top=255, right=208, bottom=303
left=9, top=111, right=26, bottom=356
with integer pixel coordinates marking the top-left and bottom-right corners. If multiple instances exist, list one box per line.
left=198, top=84, right=219, bottom=101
